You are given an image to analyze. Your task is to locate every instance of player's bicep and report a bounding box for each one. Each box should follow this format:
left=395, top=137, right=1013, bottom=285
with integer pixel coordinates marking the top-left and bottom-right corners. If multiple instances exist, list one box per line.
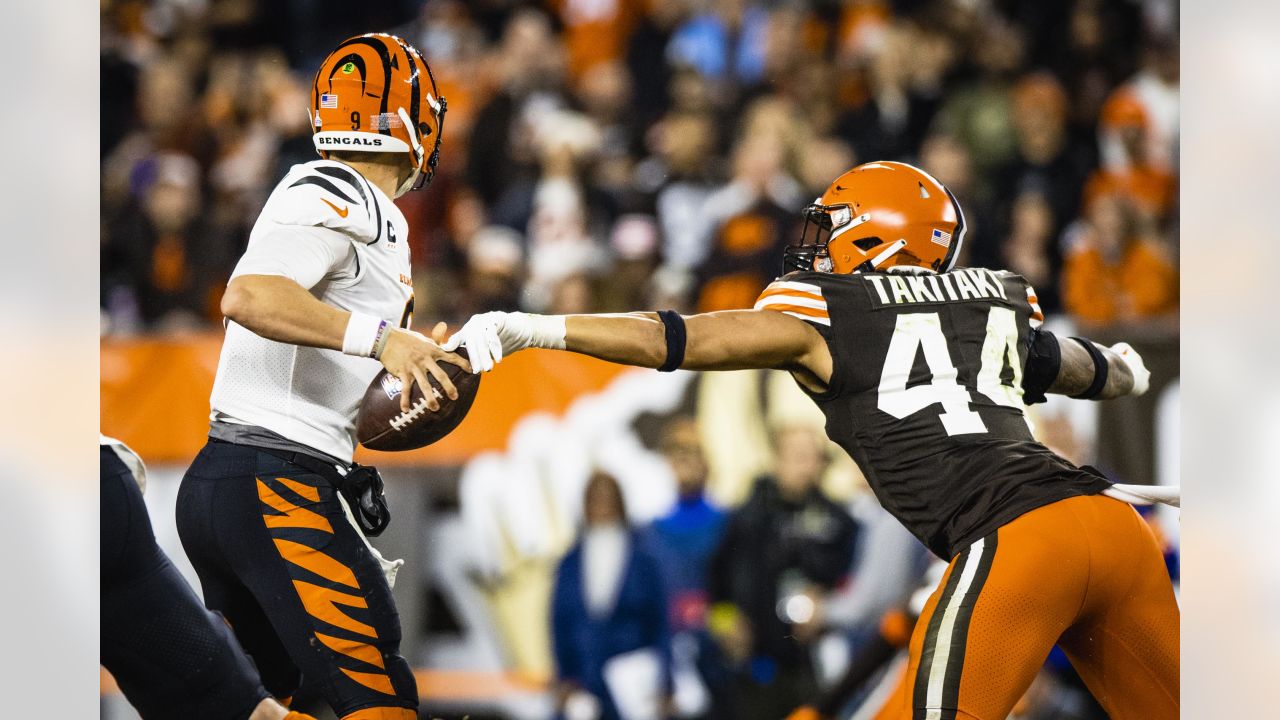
left=684, top=310, right=830, bottom=377
left=230, top=225, right=354, bottom=290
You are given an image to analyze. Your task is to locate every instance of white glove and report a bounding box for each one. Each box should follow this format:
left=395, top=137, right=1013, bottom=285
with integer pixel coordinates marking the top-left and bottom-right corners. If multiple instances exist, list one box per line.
left=442, top=311, right=567, bottom=372
left=1109, top=342, right=1150, bottom=396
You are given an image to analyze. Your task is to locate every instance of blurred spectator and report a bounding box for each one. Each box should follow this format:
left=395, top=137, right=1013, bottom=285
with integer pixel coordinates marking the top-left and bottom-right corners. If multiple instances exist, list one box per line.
left=1084, top=90, right=1177, bottom=222
left=668, top=0, right=770, bottom=88
left=695, top=107, right=805, bottom=312
left=1061, top=191, right=1178, bottom=329
left=465, top=8, right=568, bottom=208
left=1098, top=34, right=1179, bottom=175
left=707, top=426, right=858, bottom=720
left=644, top=417, right=731, bottom=719
left=599, top=214, right=662, bottom=312
left=796, top=135, right=856, bottom=201
left=552, top=0, right=640, bottom=82
left=930, top=18, right=1024, bottom=179
left=625, top=0, right=688, bottom=128
left=553, top=472, right=673, bottom=720
left=989, top=72, right=1095, bottom=312
left=638, top=111, right=722, bottom=277
left=1001, top=189, right=1059, bottom=301
left=577, top=61, right=642, bottom=197
left=464, top=225, right=525, bottom=314
left=821, top=490, right=929, bottom=653
left=834, top=20, right=946, bottom=165
left=103, top=152, right=240, bottom=330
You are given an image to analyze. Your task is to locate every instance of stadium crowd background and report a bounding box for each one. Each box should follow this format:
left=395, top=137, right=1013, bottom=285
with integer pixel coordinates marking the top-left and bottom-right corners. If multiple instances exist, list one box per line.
left=101, top=0, right=1178, bottom=338
left=99, top=1, right=1180, bottom=719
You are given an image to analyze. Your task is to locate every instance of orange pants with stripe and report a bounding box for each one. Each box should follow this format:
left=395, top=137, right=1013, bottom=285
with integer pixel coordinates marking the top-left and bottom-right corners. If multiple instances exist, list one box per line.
left=874, top=494, right=1179, bottom=720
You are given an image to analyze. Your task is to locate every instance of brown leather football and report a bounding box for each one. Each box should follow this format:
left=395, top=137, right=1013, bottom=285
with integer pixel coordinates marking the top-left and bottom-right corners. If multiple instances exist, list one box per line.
left=355, top=362, right=480, bottom=451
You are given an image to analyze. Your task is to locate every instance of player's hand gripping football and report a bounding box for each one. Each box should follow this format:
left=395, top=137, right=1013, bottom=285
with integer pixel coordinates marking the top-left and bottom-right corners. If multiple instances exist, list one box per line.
left=378, top=322, right=472, bottom=412
left=442, top=311, right=567, bottom=373
left=1109, top=342, right=1150, bottom=396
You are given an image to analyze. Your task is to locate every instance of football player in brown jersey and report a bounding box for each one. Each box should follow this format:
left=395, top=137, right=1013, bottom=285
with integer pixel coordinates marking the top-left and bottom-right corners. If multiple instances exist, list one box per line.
left=447, top=161, right=1178, bottom=720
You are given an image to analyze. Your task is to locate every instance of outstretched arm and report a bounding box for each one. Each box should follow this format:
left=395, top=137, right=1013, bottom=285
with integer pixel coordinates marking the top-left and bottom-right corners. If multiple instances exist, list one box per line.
left=1023, top=329, right=1150, bottom=402
left=1050, top=338, right=1137, bottom=399
left=446, top=310, right=834, bottom=389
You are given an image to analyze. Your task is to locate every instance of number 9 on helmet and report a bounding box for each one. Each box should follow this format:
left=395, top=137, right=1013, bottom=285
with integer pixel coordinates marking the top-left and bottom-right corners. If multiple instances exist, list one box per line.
left=309, top=33, right=447, bottom=197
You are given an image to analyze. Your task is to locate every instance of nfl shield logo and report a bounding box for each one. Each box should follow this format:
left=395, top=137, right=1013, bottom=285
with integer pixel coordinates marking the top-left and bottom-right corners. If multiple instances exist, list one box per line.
left=931, top=229, right=952, bottom=248
left=320, top=93, right=338, bottom=109
left=380, top=373, right=403, bottom=400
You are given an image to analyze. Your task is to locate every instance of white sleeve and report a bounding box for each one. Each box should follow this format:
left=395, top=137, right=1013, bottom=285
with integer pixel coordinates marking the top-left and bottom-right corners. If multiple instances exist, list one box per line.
left=230, top=224, right=356, bottom=290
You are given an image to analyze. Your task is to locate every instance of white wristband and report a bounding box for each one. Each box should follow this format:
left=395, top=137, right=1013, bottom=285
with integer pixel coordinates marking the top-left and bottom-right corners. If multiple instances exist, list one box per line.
left=343, top=312, right=388, bottom=358
left=525, top=313, right=567, bottom=350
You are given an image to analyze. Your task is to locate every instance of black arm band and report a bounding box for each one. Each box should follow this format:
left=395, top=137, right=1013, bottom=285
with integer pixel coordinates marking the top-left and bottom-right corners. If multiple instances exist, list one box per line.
left=657, top=310, right=687, bottom=372
left=1068, top=337, right=1109, bottom=400
left=1022, top=329, right=1061, bottom=405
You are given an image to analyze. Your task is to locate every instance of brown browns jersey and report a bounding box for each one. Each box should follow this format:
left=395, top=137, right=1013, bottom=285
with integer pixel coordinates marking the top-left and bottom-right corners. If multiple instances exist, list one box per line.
left=754, top=268, right=1109, bottom=559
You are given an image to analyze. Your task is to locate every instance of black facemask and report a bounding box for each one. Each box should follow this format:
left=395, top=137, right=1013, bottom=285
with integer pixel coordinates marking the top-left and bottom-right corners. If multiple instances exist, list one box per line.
left=782, top=203, right=872, bottom=274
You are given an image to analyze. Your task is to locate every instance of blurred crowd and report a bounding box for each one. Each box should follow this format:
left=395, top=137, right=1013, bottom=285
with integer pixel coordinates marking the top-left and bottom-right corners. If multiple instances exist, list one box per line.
left=546, top=414, right=1178, bottom=720
left=101, top=0, right=1179, bottom=337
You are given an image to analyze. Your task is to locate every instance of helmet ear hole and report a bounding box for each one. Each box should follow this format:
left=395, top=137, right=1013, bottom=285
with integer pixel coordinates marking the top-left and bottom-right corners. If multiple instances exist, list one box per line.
left=853, top=237, right=883, bottom=251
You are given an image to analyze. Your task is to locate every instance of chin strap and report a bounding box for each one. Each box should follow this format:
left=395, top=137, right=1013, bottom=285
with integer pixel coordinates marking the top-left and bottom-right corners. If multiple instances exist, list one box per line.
left=868, top=239, right=907, bottom=268
left=394, top=107, right=425, bottom=197
left=854, top=239, right=908, bottom=272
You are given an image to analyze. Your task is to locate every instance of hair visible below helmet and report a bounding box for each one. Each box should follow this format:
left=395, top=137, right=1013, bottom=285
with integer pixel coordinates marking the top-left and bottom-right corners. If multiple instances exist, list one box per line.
left=784, top=161, right=966, bottom=275
left=310, top=33, right=447, bottom=196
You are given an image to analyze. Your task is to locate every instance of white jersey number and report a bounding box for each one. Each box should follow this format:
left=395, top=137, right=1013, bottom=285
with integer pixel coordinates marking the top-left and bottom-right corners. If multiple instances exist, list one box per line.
left=877, top=308, right=1026, bottom=436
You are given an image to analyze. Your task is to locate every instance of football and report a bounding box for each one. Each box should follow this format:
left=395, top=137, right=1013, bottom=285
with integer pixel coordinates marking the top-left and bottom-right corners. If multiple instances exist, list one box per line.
left=356, top=362, right=481, bottom=451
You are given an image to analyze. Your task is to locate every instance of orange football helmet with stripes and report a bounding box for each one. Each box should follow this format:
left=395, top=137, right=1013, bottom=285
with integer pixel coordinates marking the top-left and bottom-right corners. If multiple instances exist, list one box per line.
left=310, top=33, right=446, bottom=196
left=784, top=161, right=966, bottom=275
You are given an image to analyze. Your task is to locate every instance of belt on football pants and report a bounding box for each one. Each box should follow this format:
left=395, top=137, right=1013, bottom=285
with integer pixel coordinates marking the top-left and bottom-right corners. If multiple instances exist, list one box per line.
left=249, top=443, right=392, bottom=537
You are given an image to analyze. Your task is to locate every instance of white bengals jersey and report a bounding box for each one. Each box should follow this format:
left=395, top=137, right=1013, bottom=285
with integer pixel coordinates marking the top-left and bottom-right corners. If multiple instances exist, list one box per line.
left=209, top=160, right=413, bottom=462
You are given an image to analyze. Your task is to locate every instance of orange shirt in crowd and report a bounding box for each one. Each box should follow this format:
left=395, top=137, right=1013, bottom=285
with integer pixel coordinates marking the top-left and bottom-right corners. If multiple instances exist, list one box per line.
left=1062, top=238, right=1178, bottom=327
left=550, top=0, right=639, bottom=80
left=1082, top=167, right=1176, bottom=220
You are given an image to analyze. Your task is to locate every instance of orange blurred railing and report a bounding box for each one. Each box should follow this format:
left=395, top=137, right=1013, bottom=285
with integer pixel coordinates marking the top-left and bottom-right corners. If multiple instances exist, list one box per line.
left=101, top=335, right=629, bottom=466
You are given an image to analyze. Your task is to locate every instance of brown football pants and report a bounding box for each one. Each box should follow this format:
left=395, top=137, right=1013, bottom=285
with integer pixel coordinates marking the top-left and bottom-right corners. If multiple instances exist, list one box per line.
left=874, top=494, right=1179, bottom=720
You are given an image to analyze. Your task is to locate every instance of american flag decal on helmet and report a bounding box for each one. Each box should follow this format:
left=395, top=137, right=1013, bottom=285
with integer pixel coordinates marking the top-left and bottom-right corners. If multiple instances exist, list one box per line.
left=320, top=93, right=338, bottom=109
left=931, top=229, right=952, bottom=247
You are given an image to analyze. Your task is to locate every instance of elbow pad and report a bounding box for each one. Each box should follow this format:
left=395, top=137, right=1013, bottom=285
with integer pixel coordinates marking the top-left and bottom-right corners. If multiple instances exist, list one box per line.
left=1022, top=329, right=1061, bottom=405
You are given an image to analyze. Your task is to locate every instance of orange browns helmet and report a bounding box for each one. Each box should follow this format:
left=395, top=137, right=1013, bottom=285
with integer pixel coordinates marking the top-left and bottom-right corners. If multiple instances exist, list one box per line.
left=783, top=161, right=966, bottom=275
left=310, top=33, right=446, bottom=196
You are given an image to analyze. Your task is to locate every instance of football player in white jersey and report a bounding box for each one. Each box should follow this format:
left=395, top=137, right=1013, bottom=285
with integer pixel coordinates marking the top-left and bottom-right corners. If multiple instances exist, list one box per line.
left=175, top=34, right=461, bottom=720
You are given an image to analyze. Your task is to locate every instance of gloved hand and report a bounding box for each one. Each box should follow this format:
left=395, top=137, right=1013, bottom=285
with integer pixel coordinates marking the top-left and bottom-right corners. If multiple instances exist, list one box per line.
left=442, top=311, right=567, bottom=372
left=1109, top=342, right=1150, bottom=396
